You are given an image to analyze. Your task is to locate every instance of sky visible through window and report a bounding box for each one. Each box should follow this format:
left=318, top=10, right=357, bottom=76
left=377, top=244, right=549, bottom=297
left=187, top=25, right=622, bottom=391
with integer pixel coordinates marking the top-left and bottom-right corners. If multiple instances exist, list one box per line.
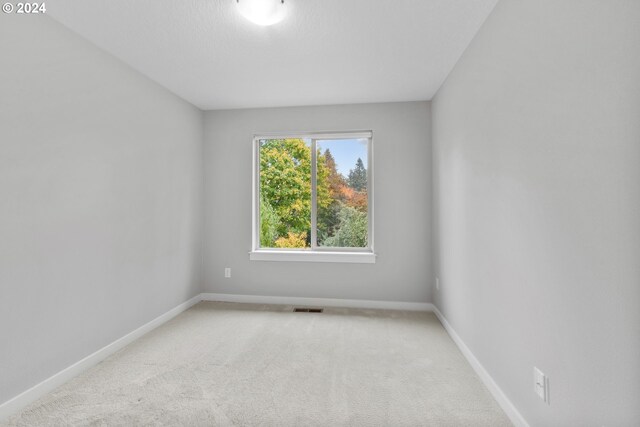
left=321, top=139, right=368, bottom=176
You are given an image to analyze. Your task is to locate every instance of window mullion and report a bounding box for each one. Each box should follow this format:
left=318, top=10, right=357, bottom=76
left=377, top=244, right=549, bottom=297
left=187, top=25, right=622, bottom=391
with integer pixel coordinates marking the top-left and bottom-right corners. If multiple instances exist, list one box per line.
left=310, top=139, right=318, bottom=249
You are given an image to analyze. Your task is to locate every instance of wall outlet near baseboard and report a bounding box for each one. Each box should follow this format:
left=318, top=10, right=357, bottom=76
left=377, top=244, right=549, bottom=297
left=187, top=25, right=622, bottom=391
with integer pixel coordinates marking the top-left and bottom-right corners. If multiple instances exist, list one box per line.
left=224, top=267, right=231, bottom=278
left=436, top=277, right=440, bottom=291
left=533, top=367, right=549, bottom=404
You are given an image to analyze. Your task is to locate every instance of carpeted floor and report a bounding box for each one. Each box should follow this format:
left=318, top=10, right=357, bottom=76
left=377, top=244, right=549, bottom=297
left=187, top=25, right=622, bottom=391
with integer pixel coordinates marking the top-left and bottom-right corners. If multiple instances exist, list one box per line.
left=3, top=302, right=511, bottom=426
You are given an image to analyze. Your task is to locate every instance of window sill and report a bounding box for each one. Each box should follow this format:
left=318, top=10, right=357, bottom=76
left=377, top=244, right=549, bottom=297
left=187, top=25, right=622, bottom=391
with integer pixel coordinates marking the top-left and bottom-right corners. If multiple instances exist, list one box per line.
left=249, top=250, right=376, bottom=264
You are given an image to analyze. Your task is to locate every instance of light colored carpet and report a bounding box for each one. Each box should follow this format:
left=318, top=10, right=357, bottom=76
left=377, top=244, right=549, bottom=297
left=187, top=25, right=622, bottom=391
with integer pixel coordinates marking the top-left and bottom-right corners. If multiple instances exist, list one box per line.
left=3, top=302, right=511, bottom=426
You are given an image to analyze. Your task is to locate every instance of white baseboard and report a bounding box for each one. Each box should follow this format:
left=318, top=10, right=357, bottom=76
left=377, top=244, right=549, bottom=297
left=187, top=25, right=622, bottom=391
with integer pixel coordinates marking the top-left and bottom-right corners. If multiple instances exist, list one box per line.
left=201, top=292, right=434, bottom=312
left=0, top=294, right=202, bottom=422
left=432, top=306, right=529, bottom=427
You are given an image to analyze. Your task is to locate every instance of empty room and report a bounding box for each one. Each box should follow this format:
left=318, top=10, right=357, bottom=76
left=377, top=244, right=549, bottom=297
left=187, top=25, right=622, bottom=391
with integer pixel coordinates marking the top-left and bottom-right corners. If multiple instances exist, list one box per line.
left=1, top=0, right=638, bottom=426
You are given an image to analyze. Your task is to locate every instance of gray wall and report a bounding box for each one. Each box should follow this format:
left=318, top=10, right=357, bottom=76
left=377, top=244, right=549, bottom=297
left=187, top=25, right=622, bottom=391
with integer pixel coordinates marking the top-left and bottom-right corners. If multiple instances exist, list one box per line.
left=432, top=1, right=640, bottom=425
left=0, top=16, right=204, bottom=404
left=204, top=102, right=432, bottom=303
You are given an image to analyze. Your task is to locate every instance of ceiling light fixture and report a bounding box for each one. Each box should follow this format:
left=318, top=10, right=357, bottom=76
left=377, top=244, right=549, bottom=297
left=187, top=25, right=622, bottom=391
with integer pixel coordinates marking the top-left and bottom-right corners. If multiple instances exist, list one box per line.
left=236, top=0, right=286, bottom=26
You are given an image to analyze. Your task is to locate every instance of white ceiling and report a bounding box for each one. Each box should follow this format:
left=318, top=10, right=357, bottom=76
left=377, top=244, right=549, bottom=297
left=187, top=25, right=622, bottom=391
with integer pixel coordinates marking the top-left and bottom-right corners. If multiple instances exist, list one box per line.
left=47, top=0, right=498, bottom=110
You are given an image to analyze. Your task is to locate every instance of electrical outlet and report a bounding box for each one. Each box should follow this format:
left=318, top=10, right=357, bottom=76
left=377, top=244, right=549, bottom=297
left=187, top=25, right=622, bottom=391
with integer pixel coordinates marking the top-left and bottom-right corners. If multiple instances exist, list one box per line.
left=533, top=367, right=549, bottom=404
left=224, top=267, right=231, bottom=278
left=436, top=277, right=440, bottom=291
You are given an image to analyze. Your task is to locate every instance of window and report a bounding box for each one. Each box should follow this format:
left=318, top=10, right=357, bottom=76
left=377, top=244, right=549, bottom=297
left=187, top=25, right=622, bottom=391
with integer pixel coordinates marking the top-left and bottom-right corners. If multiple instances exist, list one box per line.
left=250, top=132, right=375, bottom=263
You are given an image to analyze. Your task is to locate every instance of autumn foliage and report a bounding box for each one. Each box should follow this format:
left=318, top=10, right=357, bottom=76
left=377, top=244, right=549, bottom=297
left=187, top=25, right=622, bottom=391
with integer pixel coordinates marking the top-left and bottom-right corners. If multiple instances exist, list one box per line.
left=259, top=139, right=368, bottom=248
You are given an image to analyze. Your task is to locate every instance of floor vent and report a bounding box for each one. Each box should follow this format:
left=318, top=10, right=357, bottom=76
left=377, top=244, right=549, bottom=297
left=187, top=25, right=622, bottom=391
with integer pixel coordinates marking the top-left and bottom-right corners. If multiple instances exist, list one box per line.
left=293, top=308, right=324, bottom=313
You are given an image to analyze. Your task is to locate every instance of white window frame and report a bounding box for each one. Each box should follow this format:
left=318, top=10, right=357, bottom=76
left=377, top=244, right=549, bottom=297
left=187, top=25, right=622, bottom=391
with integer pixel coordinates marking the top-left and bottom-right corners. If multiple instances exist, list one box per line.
left=250, top=131, right=375, bottom=263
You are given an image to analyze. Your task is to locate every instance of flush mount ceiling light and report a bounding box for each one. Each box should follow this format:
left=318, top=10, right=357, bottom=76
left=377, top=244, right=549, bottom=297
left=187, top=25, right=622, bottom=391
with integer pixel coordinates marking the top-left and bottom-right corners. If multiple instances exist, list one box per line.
left=236, top=0, right=286, bottom=26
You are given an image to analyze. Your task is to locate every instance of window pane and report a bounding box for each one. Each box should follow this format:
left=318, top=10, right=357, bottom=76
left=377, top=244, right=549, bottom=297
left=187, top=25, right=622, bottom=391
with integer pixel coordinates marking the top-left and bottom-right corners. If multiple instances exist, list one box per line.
left=316, top=139, right=368, bottom=248
left=259, top=138, right=312, bottom=249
